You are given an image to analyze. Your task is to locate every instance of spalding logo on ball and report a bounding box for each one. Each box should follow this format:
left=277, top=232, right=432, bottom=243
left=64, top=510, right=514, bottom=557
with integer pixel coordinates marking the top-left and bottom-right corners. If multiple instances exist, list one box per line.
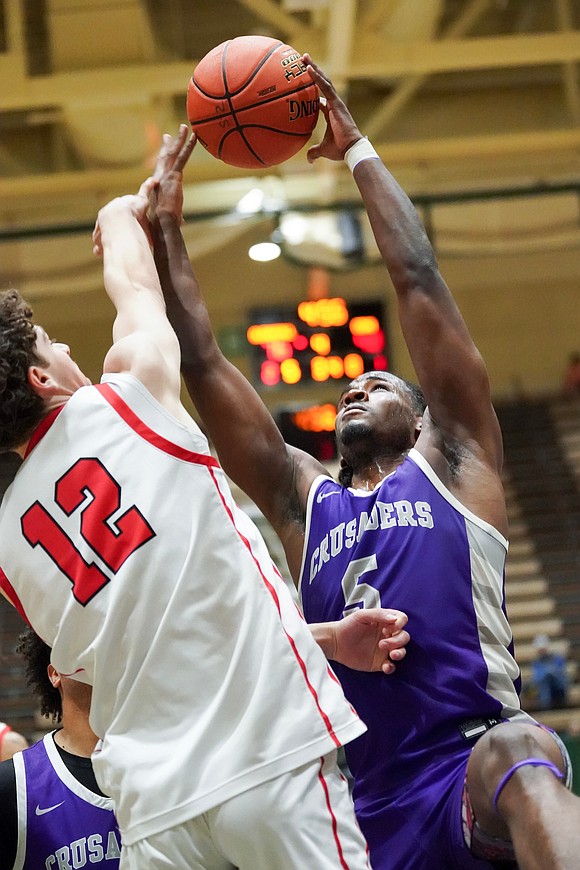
left=187, top=35, right=320, bottom=169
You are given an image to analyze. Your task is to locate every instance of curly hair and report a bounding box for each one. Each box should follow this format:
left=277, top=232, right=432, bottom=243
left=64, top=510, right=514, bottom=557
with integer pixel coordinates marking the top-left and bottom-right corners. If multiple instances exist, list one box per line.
left=0, top=289, right=47, bottom=451
left=337, top=374, right=426, bottom=488
left=16, top=627, right=62, bottom=722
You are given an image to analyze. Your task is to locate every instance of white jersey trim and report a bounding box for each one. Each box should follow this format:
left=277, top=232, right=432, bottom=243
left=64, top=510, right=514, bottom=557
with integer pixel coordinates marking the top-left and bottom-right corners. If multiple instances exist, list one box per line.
left=43, top=732, right=114, bottom=810
left=13, top=750, right=27, bottom=870
left=408, top=448, right=508, bottom=550
left=298, top=474, right=333, bottom=599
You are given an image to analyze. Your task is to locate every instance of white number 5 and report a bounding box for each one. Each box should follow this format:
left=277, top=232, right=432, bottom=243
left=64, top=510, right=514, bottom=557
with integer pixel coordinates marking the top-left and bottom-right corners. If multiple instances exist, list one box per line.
left=341, top=555, right=381, bottom=617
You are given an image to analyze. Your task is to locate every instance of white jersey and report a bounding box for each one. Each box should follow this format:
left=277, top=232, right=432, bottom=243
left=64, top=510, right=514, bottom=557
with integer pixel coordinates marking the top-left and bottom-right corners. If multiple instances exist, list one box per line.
left=0, top=374, right=364, bottom=845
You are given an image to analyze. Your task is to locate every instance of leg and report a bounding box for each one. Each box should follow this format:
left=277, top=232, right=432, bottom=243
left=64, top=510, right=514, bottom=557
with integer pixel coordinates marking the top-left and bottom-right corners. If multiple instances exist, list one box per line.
left=466, top=721, right=579, bottom=870
left=119, top=816, right=235, bottom=870
left=209, top=750, right=371, bottom=870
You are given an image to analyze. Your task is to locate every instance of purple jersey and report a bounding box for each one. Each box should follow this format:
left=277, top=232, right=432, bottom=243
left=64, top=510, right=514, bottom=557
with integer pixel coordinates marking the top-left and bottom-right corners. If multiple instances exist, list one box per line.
left=12, top=733, right=120, bottom=869
left=299, top=449, right=532, bottom=869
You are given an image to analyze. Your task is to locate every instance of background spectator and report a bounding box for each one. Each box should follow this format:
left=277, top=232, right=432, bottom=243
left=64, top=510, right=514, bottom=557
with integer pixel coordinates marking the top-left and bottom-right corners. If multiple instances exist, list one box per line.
left=0, top=721, right=27, bottom=762
left=531, top=634, right=570, bottom=710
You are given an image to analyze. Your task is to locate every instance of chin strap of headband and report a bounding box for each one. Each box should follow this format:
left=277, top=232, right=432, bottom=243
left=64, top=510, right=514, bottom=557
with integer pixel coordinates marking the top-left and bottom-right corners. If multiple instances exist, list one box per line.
left=493, top=758, right=564, bottom=813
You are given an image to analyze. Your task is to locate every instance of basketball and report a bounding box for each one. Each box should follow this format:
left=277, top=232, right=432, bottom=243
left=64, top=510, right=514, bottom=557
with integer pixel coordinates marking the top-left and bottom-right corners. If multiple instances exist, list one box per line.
left=187, top=35, right=320, bottom=169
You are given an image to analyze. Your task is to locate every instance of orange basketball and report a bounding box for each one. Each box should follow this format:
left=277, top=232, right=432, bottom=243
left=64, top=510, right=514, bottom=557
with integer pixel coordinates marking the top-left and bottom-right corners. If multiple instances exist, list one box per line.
left=187, top=35, right=320, bottom=169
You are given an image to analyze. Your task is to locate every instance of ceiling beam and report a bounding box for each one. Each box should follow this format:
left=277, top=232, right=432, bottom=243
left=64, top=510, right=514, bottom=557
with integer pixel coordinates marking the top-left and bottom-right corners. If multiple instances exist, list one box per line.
left=5, top=0, right=26, bottom=68
left=555, top=0, right=580, bottom=125
left=1, top=31, right=580, bottom=114
left=1, top=126, right=579, bottom=215
left=325, top=0, right=357, bottom=89
left=360, top=0, right=401, bottom=34
left=379, top=126, right=580, bottom=164
left=365, top=0, right=491, bottom=138
left=234, top=0, right=309, bottom=41
left=350, top=31, right=580, bottom=78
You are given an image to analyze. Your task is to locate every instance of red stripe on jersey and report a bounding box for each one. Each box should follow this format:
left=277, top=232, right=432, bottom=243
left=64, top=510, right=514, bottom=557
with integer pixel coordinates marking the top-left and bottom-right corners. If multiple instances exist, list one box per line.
left=24, top=405, right=65, bottom=458
left=317, top=757, right=351, bottom=870
left=208, top=466, right=342, bottom=748
left=0, top=567, right=31, bottom=626
left=96, top=384, right=219, bottom=468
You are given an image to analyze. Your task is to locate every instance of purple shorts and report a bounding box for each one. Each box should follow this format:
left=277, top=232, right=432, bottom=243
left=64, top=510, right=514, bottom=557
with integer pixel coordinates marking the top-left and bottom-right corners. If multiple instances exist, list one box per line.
left=355, top=750, right=495, bottom=870
left=355, top=727, right=572, bottom=870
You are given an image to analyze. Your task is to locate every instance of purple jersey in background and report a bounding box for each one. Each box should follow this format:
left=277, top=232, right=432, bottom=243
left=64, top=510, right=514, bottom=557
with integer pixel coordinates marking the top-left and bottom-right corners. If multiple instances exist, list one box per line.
left=12, top=733, right=120, bottom=869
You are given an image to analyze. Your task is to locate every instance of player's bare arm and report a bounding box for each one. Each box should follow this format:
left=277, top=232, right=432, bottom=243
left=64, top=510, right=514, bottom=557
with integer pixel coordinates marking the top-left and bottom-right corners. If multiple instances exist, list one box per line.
left=93, top=177, right=184, bottom=416
left=310, top=609, right=409, bottom=675
left=150, top=128, right=326, bottom=568
left=305, top=56, right=506, bottom=532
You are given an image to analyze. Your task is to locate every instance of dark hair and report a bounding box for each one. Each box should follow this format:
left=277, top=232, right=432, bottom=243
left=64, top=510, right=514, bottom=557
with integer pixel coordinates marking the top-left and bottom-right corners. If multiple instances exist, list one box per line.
left=337, top=374, right=426, bottom=488
left=16, top=628, right=62, bottom=722
left=0, top=289, right=46, bottom=451
left=404, top=380, right=427, bottom=416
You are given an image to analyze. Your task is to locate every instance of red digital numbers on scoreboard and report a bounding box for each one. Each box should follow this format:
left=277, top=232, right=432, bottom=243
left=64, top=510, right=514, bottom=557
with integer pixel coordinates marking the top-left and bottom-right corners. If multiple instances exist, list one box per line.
left=247, top=298, right=387, bottom=389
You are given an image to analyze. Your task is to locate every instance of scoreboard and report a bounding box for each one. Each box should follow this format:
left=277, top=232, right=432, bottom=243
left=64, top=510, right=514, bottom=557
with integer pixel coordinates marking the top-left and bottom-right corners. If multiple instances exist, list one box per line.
left=247, top=297, right=388, bottom=389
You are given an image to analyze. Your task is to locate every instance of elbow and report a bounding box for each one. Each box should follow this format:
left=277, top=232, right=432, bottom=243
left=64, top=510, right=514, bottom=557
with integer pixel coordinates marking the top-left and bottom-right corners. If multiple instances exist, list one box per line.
left=394, top=253, right=440, bottom=296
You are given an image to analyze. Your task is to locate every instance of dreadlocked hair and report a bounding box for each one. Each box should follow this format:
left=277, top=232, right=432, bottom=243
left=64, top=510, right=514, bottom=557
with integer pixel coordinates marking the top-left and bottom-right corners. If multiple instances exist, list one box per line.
left=0, top=289, right=46, bottom=451
left=16, top=627, right=62, bottom=722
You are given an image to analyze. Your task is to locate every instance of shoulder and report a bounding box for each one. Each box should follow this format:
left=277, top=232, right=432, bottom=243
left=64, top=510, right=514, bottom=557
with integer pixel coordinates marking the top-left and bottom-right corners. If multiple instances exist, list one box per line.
left=103, top=333, right=183, bottom=415
left=103, top=332, right=167, bottom=380
left=413, top=416, right=508, bottom=539
left=286, top=446, right=332, bottom=511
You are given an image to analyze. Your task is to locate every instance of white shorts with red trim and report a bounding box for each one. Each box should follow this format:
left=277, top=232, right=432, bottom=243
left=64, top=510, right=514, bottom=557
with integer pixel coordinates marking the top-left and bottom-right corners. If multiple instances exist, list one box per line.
left=120, top=750, right=370, bottom=870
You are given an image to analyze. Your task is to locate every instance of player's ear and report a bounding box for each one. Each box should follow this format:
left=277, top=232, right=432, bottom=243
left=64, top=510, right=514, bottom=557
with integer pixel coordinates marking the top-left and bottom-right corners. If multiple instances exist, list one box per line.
left=27, top=364, right=58, bottom=399
left=413, top=415, right=423, bottom=443
left=47, top=664, right=62, bottom=689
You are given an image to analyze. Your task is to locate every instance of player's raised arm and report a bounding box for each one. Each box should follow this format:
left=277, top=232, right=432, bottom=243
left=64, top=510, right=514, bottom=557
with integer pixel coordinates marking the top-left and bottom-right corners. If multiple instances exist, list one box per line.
left=304, top=55, right=502, bottom=475
left=150, top=127, right=325, bottom=573
left=93, top=171, right=183, bottom=411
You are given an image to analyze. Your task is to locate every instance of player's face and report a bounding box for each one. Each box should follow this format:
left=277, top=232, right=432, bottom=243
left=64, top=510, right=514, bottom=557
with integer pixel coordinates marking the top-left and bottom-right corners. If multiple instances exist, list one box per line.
left=335, top=373, right=418, bottom=455
left=33, top=326, right=92, bottom=392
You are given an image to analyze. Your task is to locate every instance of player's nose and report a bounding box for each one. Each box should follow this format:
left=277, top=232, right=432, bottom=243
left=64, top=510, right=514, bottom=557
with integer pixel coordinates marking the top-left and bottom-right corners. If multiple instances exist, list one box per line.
left=343, top=386, right=367, bottom=404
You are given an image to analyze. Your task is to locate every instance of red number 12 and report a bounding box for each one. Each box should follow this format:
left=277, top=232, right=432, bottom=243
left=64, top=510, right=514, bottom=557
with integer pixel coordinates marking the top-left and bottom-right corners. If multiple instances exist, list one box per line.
left=21, top=458, right=155, bottom=605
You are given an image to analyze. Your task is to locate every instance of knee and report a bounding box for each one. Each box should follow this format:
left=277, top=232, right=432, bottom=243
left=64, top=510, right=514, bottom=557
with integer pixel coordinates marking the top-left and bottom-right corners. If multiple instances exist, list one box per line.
left=475, top=722, right=562, bottom=773
left=466, top=722, right=566, bottom=835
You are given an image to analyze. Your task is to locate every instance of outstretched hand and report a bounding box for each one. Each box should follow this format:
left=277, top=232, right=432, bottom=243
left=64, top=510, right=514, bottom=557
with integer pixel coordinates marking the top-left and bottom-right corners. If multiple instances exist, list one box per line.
left=92, top=175, right=157, bottom=257
left=151, top=124, right=196, bottom=223
left=330, top=608, right=409, bottom=675
left=92, top=125, right=195, bottom=257
left=303, top=53, right=364, bottom=164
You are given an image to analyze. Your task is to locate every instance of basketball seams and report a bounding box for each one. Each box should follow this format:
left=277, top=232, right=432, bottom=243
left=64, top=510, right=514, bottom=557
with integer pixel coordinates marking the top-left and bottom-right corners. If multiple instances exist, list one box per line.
left=188, top=80, right=318, bottom=127
left=187, top=35, right=320, bottom=168
left=223, top=38, right=283, bottom=98
left=189, top=75, right=224, bottom=101
left=190, top=40, right=284, bottom=102
left=218, top=126, right=265, bottom=165
left=216, top=123, right=313, bottom=165
left=220, top=39, right=231, bottom=98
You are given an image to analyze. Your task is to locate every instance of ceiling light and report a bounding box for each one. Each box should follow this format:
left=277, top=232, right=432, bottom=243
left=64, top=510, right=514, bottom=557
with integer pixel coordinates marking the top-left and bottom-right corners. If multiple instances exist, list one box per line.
left=236, top=188, right=265, bottom=214
left=248, top=242, right=281, bottom=262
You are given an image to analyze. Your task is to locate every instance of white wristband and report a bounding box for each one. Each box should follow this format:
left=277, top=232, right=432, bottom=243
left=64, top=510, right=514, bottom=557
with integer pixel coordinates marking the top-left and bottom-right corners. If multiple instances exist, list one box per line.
left=344, top=137, right=380, bottom=173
